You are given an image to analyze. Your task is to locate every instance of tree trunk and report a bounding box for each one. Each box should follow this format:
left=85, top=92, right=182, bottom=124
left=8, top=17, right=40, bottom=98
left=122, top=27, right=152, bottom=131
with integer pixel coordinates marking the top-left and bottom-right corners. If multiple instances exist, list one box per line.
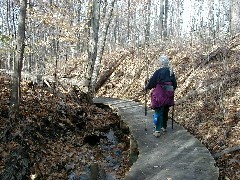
left=127, top=0, right=131, bottom=40
left=84, top=0, right=100, bottom=96
left=91, top=0, right=116, bottom=95
left=76, top=1, right=82, bottom=54
left=163, top=0, right=169, bottom=39
left=159, top=0, right=164, bottom=39
left=10, top=0, right=27, bottom=121
left=230, top=0, right=240, bottom=36
left=145, top=0, right=151, bottom=45
left=113, top=6, right=119, bottom=45
left=208, top=0, right=215, bottom=44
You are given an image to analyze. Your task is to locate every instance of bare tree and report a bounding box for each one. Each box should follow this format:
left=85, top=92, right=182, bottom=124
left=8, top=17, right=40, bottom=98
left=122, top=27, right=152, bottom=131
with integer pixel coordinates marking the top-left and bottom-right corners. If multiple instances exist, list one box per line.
left=230, top=0, right=240, bottom=36
left=10, top=0, right=27, bottom=121
left=91, top=0, right=116, bottom=94
left=84, top=0, right=100, bottom=95
left=163, top=0, right=169, bottom=39
left=145, top=0, right=151, bottom=44
left=127, top=0, right=131, bottom=40
left=159, top=0, right=164, bottom=40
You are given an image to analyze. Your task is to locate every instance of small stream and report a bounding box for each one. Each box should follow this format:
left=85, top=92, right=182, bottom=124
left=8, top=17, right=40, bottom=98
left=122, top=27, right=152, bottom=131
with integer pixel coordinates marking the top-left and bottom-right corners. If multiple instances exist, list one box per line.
left=68, top=103, right=138, bottom=180
left=68, top=129, right=125, bottom=180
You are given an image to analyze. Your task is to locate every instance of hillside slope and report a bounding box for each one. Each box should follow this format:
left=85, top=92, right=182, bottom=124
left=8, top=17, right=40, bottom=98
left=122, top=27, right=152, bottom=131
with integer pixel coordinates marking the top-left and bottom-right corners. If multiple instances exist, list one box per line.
left=96, top=43, right=240, bottom=179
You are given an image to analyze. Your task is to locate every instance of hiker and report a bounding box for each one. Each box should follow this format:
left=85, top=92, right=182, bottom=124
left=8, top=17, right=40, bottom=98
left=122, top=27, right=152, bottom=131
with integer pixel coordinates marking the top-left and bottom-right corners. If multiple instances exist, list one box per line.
left=145, top=55, right=177, bottom=137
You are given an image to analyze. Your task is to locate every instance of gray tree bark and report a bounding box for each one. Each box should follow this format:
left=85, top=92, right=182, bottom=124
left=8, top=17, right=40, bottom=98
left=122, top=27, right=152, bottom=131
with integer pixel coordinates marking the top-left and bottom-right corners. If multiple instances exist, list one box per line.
left=127, top=0, right=131, bottom=40
left=145, top=0, right=151, bottom=44
left=10, top=0, right=27, bottom=121
left=159, top=0, right=164, bottom=39
left=230, top=0, right=240, bottom=36
left=163, top=0, right=169, bottom=39
left=91, top=0, right=116, bottom=94
left=84, top=0, right=100, bottom=96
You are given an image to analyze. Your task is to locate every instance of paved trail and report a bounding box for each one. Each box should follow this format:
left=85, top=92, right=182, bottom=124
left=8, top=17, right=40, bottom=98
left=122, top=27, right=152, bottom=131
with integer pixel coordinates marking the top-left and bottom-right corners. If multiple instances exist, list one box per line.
left=94, top=97, right=219, bottom=180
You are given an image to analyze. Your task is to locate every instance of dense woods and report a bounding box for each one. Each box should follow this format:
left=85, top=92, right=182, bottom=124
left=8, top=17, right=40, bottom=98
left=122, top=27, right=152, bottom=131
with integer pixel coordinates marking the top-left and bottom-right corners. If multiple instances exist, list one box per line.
left=0, top=0, right=239, bottom=179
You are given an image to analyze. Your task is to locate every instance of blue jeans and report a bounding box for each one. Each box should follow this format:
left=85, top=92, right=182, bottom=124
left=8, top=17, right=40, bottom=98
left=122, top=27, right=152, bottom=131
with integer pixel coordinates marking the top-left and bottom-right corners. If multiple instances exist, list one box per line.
left=155, top=106, right=170, bottom=131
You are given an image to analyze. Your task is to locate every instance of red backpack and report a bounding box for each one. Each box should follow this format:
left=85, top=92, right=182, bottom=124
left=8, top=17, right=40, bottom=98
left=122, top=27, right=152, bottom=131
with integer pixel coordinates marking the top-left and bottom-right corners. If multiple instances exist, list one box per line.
left=151, top=82, right=174, bottom=109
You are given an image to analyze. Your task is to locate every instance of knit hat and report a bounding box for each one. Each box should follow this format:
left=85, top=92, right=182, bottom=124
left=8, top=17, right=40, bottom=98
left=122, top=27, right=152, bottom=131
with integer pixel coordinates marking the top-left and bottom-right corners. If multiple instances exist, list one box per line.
left=159, top=55, right=169, bottom=67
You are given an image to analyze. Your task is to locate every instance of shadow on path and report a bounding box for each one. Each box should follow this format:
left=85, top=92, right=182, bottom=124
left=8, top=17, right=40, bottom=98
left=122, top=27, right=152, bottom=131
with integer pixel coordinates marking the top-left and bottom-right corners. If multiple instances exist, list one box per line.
left=94, top=97, right=219, bottom=180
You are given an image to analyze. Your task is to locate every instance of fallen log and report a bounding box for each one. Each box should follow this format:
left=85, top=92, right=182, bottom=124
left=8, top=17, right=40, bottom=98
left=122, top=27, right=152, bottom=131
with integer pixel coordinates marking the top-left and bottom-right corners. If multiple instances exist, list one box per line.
left=197, top=46, right=231, bottom=69
left=213, top=146, right=240, bottom=159
left=95, top=52, right=132, bottom=92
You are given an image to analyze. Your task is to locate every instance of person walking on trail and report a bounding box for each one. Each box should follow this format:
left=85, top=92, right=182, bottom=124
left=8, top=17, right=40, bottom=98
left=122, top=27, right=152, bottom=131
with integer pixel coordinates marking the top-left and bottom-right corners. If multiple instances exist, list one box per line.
left=145, top=55, right=177, bottom=137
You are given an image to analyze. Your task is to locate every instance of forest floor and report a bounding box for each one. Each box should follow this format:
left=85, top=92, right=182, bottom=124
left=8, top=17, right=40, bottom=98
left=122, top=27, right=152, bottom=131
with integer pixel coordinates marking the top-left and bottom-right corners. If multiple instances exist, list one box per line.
left=0, top=43, right=240, bottom=180
left=0, top=75, right=132, bottom=179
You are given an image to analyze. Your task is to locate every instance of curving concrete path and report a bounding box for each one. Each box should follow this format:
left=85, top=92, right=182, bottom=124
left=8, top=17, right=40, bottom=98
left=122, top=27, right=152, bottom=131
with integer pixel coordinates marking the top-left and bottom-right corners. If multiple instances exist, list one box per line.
left=94, top=97, right=219, bottom=180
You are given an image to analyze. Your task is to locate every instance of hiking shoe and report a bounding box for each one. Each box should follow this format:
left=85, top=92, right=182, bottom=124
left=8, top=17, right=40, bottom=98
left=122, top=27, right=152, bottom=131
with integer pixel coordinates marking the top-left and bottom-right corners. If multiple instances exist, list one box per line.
left=161, top=128, right=167, bottom=132
left=153, top=131, right=161, bottom=137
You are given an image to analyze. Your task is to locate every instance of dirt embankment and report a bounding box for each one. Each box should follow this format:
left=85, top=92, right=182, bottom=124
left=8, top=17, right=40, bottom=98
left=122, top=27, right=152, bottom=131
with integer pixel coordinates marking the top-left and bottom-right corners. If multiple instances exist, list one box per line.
left=0, top=75, right=131, bottom=179
left=97, top=45, right=240, bottom=180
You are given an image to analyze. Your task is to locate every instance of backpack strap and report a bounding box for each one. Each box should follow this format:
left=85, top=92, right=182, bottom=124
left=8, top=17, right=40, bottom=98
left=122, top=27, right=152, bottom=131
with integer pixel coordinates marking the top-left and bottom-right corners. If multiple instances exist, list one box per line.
left=158, top=81, right=173, bottom=85
left=157, top=81, right=174, bottom=91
